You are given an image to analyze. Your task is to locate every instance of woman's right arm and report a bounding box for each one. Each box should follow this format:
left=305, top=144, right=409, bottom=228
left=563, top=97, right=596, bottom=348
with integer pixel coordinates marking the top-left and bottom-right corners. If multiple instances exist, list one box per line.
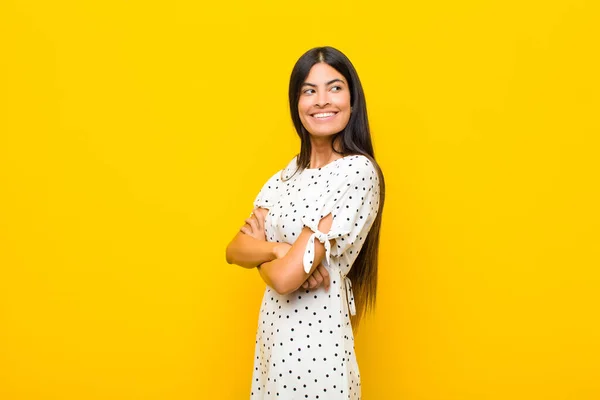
left=228, top=169, right=285, bottom=268
left=225, top=207, right=290, bottom=269
left=225, top=231, right=280, bottom=269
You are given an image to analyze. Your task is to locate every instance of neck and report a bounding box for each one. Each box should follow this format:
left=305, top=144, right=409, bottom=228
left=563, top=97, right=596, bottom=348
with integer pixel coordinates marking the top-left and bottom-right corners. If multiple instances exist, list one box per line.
left=308, top=135, right=343, bottom=169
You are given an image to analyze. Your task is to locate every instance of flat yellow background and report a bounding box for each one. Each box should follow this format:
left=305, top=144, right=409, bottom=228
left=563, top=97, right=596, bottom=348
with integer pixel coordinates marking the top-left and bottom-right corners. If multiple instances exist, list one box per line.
left=1, top=1, right=599, bottom=399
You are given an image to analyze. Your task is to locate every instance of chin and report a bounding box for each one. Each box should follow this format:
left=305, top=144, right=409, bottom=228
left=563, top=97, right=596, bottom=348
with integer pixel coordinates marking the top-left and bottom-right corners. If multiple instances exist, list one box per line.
left=308, top=130, right=338, bottom=138
left=308, top=126, right=345, bottom=137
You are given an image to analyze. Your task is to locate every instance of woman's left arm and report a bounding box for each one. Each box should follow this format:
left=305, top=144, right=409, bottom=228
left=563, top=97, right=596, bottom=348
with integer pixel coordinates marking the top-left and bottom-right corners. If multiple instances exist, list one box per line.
left=258, top=214, right=334, bottom=295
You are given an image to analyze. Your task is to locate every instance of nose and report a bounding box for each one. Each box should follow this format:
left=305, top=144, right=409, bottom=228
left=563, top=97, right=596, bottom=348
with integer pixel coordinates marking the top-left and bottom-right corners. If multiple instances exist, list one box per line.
left=314, top=90, right=330, bottom=108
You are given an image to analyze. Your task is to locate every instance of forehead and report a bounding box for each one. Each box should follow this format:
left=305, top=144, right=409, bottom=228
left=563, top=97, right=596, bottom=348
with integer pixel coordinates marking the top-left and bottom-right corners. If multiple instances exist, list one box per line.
left=304, top=63, right=345, bottom=84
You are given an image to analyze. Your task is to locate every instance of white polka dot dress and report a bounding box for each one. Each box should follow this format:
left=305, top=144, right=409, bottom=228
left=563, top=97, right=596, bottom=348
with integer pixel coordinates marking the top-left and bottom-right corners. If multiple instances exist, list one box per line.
left=250, top=154, right=381, bottom=400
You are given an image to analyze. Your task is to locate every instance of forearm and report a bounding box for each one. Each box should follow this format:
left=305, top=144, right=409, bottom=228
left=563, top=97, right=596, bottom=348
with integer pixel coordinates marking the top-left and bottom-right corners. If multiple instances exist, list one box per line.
left=257, top=231, right=327, bottom=295
left=257, top=258, right=293, bottom=294
left=258, top=255, right=321, bottom=295
left=226, top=232, right=278, bottom=269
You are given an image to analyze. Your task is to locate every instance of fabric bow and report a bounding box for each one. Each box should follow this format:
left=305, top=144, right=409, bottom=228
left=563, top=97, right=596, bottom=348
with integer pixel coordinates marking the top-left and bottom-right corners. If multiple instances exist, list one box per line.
left=302, top=229, right=331, bottom=273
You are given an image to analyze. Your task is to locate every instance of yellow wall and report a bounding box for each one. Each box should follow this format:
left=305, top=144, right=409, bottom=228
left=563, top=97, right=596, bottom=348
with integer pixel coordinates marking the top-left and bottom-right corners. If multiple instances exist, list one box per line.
left=1, top=1, right=599, bottom=399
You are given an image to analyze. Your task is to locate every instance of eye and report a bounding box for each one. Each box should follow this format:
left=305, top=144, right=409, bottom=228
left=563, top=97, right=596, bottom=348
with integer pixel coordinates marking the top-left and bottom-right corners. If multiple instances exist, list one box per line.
left=331, top=85, right=342, bottom=92
left=302, top=88, right=315, bottom=95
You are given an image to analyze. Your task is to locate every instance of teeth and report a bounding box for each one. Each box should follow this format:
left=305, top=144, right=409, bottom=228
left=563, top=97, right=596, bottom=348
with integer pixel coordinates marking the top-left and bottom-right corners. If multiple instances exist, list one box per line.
left=313, top=112, right=336, bottom=118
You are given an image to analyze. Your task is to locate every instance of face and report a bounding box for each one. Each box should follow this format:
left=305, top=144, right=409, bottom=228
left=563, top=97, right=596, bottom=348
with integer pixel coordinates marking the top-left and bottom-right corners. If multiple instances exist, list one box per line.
left=298, top=62, right=352, bottom=138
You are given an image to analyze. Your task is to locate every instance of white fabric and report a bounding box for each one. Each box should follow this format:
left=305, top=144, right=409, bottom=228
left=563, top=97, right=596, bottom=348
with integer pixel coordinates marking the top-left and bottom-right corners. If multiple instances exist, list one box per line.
left=250, top=154, right=380, bottom=400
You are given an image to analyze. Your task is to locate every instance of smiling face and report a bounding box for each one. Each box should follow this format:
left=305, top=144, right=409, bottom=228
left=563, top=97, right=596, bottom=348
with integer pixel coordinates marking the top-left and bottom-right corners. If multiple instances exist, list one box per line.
left=297, top=62, right=352, bottom=138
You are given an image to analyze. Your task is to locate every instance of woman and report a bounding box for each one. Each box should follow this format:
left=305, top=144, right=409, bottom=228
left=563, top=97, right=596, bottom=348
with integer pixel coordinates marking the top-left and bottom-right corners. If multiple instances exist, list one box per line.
left=226, top=46, right=385, bottom=400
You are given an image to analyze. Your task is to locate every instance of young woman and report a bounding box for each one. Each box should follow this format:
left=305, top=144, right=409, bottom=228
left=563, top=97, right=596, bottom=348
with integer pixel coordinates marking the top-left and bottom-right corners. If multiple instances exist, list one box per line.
left=226, top=46, right=385, bottom=400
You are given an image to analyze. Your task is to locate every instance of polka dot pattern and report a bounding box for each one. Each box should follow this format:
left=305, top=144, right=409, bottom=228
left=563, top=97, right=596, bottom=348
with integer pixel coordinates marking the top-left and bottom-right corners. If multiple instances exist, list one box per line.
left=250, top=155, right=380, bottom=400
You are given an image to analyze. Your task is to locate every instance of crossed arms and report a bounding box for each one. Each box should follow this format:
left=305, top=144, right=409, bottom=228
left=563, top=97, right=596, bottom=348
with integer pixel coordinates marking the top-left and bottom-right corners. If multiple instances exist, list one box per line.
left=225, top=207, right=332, bottom=295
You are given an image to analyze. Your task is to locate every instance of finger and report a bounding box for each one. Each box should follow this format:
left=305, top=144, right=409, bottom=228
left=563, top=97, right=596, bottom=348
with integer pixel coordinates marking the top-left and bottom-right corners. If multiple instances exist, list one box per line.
left=254, top=208, right=266, bottom=219
left=253, top=213, right=265, bottom=235
left=318, top=264, right=330, bottom=290
left=253, top=210, right=264, bottom=231
left=251, top=212, right=263, bottom=229
left=244, top=217, right=258, bottom=232
left=311, top=269, right=324, bottom=287
left=307, top=275, right=318, bottom=289
left=242, top=221, right=254, bottom=234
left=240, top=225, right=251, bottom=235
left=256, top=209, right=267, bottom=230
left=302, top=281, right=309, bottom=289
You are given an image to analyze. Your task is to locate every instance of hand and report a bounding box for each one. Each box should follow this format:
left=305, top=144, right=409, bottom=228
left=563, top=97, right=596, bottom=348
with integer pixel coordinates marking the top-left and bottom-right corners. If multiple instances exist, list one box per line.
left=273, top=243, right=292, bottom=259
left=240, top=208, right=268, bottom=241
left=301, top=263, right=330, bottom=291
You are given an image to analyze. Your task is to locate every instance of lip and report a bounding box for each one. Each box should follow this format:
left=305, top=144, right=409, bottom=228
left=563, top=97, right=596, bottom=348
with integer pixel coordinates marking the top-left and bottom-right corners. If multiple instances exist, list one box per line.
left=310, top=111, right=338, bottom=121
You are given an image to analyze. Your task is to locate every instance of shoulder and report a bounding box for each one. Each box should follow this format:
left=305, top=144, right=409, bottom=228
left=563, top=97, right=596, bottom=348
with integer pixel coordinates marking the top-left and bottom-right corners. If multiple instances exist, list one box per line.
left=336, top=154, right=378, bottom=180
left=258, top=155, right=299, bottom=187
left=282, top=155, right=300, bottom=180
left=341, top=154, right=376, bottom=169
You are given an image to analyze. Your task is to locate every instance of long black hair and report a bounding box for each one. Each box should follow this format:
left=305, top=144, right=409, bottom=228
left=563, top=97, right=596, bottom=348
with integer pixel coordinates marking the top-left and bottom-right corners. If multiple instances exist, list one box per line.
left=287, top=46, right=386, bottom=330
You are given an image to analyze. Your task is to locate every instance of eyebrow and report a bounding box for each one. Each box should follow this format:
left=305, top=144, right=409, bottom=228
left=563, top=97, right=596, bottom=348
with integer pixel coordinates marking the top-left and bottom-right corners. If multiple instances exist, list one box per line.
left=301, top=78, right=346, bottom=87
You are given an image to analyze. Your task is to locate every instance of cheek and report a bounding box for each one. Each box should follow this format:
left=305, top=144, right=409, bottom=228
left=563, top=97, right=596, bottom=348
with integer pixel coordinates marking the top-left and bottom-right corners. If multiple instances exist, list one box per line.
left=339, top=94, right=351, bottom=110
left=337, top=95, right=351, bottom=114
left=297, top=106, right=309, bottom=130
left=338, top=99, right=352, bottom=125
left=339, top=113, right=351, bottom=128
left=298, top=98, right=310, bottom=114
left=298, top=108, right=307, bottom=124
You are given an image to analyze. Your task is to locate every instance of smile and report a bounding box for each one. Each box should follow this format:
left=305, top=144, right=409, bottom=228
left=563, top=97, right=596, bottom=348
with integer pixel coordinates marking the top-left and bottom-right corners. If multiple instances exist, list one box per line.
left=311, top=112, right=337, bottom=119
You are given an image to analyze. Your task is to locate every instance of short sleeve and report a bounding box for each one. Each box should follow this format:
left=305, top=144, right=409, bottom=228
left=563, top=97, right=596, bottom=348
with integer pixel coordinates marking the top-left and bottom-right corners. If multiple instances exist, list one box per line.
left=301, top=157, right=380, bottom=273
left=253, top=170, right=283, bottom=209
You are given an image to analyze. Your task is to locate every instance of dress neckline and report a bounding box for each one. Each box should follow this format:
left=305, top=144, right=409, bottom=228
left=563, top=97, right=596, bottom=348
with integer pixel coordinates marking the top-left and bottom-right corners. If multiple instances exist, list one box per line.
left=281, top=154, right=362, bottom=181
left=304, top=154, right=357, bottom=171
